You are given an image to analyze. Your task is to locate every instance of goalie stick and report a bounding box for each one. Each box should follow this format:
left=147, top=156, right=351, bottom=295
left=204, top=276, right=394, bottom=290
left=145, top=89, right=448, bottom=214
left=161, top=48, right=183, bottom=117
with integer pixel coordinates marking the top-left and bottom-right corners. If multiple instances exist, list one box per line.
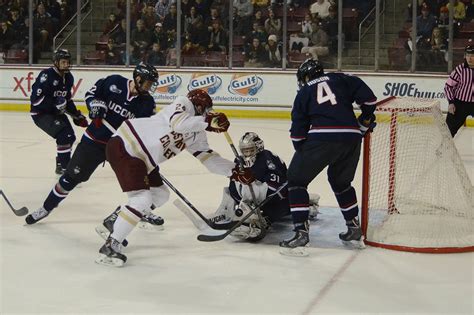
left=196, top=182, right=288, bottom=242
left=0, top=190, right=28, bottom=216
left=223, top=131, right=268, bottom=239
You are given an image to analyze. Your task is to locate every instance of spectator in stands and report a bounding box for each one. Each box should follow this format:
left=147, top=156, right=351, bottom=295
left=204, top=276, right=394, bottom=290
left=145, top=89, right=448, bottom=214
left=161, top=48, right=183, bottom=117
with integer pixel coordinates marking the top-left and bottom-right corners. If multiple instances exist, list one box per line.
left=111, top=18, right=127, bottom=48
left=194, top=0, right=210, bottom=18
left=105, top=38, right=123, bottom=65
left=416, top=6, right=437, bottom=39
left=103, top=13, right=119, bottom=35
left=447, top=0, right=467, bottom=21
left=189, top=18, right=209, bottom=50
left=181, top=0, right=193, bottom=17
left=141, top=3, right=158, bottom=30
left=245, top=37, right=266, bottom=67
left=234, top=0, right=254, bottom=35
left=162, top=3, right=177, bottom=33
left=264, top=8, right=281, bottom=39
left=428, top=27, right=447, bottom=64
left=8, top=8, right=27, bottom=47
left=33, top=3, right=53, bottom=51
left=301, top=13, right=314, bottom=38
left=252, top=9, right=265, bottom=27
left=147, top=42, right=166, bottom=66
left=310, top=0, right=331, bottom=20
left=122, top=44, right=142, bottom=65
left=0, top=20, right=14, bottom=52
left=207, top=20, right=227, bottom=52
left=131, top=19, right=152, bottom=54
left=252, top=0, right=269, bottom=10
left=152, top=22, right=168, bottom=51
left=233, top=6, right=243, bottom=35
left=301, top=21, right=329, bottom=60
left=247, top=21, right=268, bottom=46
left=185, top=7, right=203, bottom=34
left=322, top=5, right=340, bottom=53
left=205, top=7, right=221, bottom=30
left=264, top=34, right=283, bottom=67
left=155, top=0, right=171, bottom=22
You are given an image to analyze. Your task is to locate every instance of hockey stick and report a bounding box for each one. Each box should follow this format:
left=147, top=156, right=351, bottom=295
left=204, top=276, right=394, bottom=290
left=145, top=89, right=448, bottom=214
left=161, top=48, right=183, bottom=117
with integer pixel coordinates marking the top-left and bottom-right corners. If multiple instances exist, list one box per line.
left=0, top=190, right=28, bottom=216
left=160, top=174, right=235, bottom=230
left=223, top=131, right=268, bottom=239
left=197, top=182, right=288, bottom=242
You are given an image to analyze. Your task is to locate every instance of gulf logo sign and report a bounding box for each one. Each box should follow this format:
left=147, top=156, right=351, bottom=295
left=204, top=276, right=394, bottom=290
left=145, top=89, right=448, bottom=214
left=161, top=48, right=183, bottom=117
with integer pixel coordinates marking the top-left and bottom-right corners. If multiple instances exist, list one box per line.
left=155, top=73, right=182, bottom=94
left=187, top=73, right=222, bottom=94
left=228, top=74, right=263, bottom=96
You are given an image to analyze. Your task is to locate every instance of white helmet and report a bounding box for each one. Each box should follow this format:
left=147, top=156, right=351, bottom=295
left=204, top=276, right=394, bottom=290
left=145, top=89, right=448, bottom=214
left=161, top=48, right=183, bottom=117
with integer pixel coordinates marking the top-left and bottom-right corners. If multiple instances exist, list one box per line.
left=239, top=132, right=264, bottom=167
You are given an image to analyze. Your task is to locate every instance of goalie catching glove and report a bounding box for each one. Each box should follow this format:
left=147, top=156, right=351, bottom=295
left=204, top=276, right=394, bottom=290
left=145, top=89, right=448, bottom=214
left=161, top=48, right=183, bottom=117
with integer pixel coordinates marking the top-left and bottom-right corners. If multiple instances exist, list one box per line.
left=71, top=110, right=88, bottom=128
left=205, top=112, right=230, bottom=133
left=230, top=166, right=255, bottom=185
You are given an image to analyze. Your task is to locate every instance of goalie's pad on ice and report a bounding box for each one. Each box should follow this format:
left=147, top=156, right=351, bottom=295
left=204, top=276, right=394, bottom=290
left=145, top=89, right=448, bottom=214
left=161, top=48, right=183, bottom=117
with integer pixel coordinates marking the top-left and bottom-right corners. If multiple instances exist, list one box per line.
left=208, top=187, right=236, bottom=224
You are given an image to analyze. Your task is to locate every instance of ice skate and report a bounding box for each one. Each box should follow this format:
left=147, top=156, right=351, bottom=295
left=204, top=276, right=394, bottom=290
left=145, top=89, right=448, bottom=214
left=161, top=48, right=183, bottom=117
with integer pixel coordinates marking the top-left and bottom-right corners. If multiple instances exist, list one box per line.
left=279, top=221, right=310, bottom=257
left=25, top=207, right=50, bottom=225
left=95, top=236, right=127, bottom=267
left=339, top=217, right=366, bottom=249
left=95, top=207, right=129, bottom=247
left=137, top=212, right=165, bottom=231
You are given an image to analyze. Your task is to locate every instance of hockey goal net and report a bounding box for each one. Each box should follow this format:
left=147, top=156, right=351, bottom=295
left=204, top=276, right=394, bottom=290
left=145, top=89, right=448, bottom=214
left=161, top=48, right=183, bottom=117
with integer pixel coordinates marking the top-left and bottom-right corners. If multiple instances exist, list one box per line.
left=361, top=97, right=474, bottom=253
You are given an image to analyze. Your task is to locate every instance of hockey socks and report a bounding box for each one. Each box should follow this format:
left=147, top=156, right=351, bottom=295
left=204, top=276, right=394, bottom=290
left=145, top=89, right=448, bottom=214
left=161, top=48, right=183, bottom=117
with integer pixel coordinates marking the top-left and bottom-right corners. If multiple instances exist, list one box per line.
left=288, top=186, right=310, bottom=225
left=334, top=186, right=359, bottom=221
left=110, top=206, right=141, bottom=243
left=56, top=144, right=72, bottom=171
left=43, top=175, right=78, bottom=212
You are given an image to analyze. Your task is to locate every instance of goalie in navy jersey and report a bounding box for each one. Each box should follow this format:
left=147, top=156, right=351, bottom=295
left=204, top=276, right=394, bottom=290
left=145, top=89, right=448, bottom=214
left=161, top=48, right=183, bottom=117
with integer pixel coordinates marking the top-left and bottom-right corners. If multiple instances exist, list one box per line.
left=209, top=132, right=320, bottom=241
left=279, top=59, right=377, bottom=256
left=25, top=63, right=159, bottom=226
left=30, top=49, right=88, bottom=175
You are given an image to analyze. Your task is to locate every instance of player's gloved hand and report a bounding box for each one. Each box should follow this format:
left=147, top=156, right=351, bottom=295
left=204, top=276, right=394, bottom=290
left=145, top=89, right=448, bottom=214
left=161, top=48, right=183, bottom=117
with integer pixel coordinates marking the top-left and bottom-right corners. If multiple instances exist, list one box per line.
left=230, top=166, right=255, bottom=185
left=358, top=114, right=376, bottom=136
left=55, top=97, right=67, bottom=115
left=88, top=99, right=107, bottom=120
left=72, top=110, right=88, bottom=128
left=205, top=112, right=230, bottom=133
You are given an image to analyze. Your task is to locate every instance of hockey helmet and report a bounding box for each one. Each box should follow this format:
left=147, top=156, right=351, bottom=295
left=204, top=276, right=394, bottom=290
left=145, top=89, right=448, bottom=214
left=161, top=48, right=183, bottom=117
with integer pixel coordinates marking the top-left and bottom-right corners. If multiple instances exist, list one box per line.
left=133, top=63, right=159, bottom=94
left=187, top=89, right=213, bottom=115
left=296, top=58, right=324, bottom=88
left=53, top=49, right=72, bottom=73
left=465, top=45, right=474, bottom=54
left=239, top=132, right=264, bottom=167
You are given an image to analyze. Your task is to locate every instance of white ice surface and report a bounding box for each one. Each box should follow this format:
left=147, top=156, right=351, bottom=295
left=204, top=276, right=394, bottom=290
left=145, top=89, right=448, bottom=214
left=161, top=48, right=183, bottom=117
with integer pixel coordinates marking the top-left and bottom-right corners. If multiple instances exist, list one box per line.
left=0, top=112, right=473, bottom=314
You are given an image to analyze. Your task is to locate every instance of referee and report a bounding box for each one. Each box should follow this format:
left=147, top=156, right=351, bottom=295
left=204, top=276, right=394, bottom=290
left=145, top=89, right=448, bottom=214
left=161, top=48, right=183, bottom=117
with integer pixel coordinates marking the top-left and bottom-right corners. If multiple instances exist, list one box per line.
left=444, top=45, right=474, bottom=137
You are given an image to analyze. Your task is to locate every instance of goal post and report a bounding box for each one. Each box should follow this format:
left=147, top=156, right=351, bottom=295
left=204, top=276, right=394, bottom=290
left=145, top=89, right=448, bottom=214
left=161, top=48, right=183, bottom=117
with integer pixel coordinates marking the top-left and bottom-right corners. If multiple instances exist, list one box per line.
left=361, top=97, right=474, bottom=253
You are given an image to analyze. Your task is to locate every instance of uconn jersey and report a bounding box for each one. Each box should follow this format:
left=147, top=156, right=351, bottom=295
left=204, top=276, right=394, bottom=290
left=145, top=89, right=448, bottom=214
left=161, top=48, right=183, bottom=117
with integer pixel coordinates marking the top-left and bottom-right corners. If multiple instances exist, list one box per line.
left=30, top=67, right=75, bottom=115
left=230, top=149, right=288, bottom=202
left=84, top=75, right=156, bottom=144
left=291, top=73, right=377, bottom=144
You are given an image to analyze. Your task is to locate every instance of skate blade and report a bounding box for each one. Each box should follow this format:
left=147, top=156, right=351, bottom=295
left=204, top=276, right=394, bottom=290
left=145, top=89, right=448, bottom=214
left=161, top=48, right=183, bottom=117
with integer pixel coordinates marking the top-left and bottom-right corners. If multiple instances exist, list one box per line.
left=95, top=225, right=109, bottom=241
left=137, top=221, right=164, bottom=231
left=95, top=254, right=125, bottom=267
left=341, top=236, right=366, bottom=249
left=279, top=245, right=310, bottom=257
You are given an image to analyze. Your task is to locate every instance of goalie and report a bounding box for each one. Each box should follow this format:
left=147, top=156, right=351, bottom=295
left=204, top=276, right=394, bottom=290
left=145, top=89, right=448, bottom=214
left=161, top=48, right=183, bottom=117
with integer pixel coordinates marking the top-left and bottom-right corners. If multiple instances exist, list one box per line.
left=210, top=132, right=320, bottom=241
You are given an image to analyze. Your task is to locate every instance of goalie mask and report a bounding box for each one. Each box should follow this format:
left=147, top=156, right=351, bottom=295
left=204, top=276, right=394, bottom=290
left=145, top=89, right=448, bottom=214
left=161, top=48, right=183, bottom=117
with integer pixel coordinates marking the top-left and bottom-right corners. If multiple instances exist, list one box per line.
left=187, top=89, right=213, bottom=115
left=239, top=132, right=264, bottom=167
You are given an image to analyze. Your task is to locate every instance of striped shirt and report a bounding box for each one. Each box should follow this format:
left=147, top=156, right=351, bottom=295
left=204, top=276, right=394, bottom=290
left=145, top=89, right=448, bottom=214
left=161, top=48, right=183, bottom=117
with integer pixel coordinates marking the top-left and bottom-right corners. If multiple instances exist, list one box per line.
left=444, top=61, right=474, bottom=103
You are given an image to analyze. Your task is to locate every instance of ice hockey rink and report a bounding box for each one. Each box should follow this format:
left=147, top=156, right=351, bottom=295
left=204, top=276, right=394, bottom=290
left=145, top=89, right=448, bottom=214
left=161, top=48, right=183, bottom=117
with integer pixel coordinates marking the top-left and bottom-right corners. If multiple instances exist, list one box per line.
left=0, top=111, right=473, bottom=314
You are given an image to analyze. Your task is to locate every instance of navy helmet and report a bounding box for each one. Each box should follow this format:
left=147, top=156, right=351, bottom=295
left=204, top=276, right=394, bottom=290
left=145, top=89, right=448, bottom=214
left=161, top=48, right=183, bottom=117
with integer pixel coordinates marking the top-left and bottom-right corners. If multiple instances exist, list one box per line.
left=296, top=58, right=324, bottom=88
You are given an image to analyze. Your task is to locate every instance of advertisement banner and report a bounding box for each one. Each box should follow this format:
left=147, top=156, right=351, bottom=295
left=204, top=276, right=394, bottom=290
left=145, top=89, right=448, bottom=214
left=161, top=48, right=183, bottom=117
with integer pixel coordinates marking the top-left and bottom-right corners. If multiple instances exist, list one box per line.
left=0, top=68, right=450, bottom=111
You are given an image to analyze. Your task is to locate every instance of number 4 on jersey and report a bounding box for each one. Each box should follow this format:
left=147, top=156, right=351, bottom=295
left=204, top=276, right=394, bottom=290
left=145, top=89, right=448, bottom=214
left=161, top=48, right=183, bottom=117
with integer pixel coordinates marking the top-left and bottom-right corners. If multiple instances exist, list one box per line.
left=317, top=82, right=337, bottom=105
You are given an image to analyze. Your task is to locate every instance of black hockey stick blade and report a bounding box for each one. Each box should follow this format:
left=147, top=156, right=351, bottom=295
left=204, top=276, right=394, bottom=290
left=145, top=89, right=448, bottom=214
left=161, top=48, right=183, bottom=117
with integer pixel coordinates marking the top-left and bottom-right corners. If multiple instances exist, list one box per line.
left=0, top=190, right=28, bottom=216
left=197, top=232, right=230, bottom=242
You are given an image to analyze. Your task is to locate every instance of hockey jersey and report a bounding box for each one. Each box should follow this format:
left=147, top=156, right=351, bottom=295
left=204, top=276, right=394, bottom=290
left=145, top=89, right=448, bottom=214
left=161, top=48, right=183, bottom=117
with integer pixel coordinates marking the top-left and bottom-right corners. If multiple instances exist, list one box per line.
left=291, top=72, right=377, bottom=144
left=114, top=95, right=234, bottom=175
left=83, top=75, right=156, bottom=145
left=30, top=67, right=78, bottom=115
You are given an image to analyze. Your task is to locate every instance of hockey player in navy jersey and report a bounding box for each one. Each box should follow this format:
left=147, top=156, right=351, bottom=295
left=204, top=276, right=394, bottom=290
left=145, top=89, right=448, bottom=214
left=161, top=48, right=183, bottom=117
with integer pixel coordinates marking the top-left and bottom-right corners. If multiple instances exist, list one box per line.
left=25, top=63, right=159, bottom=225
left=279, top=59, right=377, bottom=256
left=209, top=132, right=320, bottom=241
left=30, top=49, right=88, bottom=175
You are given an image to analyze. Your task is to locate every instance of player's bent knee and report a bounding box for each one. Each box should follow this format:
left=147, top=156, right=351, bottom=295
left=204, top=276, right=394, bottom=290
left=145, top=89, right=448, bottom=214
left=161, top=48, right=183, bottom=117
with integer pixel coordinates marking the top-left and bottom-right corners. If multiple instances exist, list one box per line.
left=150, top=185, right=169, bottom=208
left=58, top=174, right=79, bottom=191
left=56, top=128, right=76, bottom=145
left=127, top=190, right=153, bottom=214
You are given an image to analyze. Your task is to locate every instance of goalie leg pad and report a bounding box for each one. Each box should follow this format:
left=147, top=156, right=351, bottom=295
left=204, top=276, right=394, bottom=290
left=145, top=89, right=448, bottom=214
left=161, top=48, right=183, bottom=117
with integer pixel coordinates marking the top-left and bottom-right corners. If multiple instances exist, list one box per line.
left=209, top=187, right=236, bottom=224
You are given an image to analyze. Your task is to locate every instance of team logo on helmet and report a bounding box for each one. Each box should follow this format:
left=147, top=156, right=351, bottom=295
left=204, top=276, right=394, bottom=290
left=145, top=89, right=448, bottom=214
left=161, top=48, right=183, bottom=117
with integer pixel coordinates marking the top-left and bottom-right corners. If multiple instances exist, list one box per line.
left=228, top=74, right=263, bottom=96
left=187, top=73, right=222, bottom=94
left=156, top=73, right=182, bottom=94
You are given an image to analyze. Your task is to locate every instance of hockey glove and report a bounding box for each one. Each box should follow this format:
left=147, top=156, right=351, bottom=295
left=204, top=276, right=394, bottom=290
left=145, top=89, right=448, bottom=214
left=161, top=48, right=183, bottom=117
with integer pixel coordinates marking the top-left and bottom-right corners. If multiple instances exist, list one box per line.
left=205, top=112, right=230, bottom=133
left=358, top=114, right=376, bottom=136
left=55, top=97, right=67, bottom=115
left=72, top=110, right=88, bottom=128
left=230, top=166, right=255, bottom=185
left=88, top=99, right=107, bottom=120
